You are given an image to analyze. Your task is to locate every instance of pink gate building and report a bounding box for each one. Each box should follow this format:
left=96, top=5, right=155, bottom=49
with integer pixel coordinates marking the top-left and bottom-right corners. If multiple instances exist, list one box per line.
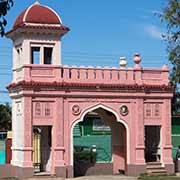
left=5, top=2, right=174, bottom=179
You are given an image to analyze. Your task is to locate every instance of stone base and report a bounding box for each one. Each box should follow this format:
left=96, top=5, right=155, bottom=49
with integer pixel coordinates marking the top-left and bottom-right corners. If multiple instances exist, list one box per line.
left=0, top=165, right=34, bottom=179
left=126, top=164, right=146, bottom=176
left=164, top=163, right=174, bottom=174
left=55, top=165, right=73, bottom=178
left=66, top=165, right=74, bottom=178
left=0, top=164, right=13, bottom=178
left=174, top=159, right=180, bottom=172
left=55, top=166, right=66, bottom=178
left=74, top=163, right=113, bottom=177
left=12, top=166, right=34, bottom=179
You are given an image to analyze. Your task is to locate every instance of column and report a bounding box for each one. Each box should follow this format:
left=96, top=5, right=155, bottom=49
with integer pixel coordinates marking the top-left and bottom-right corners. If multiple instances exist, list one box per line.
left=162, top=99, right=173, bottom=164
left=23, top=96, right=33, bottom=167
left=135, top=99, right=145, bottom=164
left=53, top=97, right=65, bottom=167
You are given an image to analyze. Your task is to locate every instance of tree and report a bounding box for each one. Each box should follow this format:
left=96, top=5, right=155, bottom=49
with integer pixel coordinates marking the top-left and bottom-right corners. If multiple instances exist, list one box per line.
left=0, top=103, right=11, bottom=131
left=0, top=0, right=13, bottom=36
left=161, top=0, right=180, bottom=85
left=161, top=0, right=180, bottom=115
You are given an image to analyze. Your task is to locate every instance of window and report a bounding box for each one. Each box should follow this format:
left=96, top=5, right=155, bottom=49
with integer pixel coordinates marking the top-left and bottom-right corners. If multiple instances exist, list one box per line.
left=17, top=49, right=20, bottom=63
left=30, top=44, right=54, bottom=65
left=16, top=46, right=22, bottom=66
left=44, top=47, right=53, bottom=64
left=93, top=118, right=110, bottom=131
left=31, top=47, right=40, bottom=64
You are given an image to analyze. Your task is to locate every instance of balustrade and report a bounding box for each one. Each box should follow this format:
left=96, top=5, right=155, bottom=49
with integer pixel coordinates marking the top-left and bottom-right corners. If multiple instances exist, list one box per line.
left=14, top=64, right=169, bottom=86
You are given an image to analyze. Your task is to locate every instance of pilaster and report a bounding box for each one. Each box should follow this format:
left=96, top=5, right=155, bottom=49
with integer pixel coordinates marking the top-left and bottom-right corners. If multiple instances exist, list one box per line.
left=52, top=97, right=65, bottom=167
left=135, top=99, right=145, bottom=164
left=23, top=96, right=33, bottom=167
left=162, top=99, right=173, bottom=164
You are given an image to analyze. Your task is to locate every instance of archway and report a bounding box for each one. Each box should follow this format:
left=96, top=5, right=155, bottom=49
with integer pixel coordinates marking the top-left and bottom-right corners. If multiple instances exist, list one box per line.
left=70, top=104, right=129, bottom=176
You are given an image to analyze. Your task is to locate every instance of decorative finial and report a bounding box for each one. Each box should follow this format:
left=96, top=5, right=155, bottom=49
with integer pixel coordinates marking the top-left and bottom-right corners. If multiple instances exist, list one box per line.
left=119, top=57, right=127, bottom=69
left=134, top=53, right=141, bottom=69
left=162, top=64, right=169, bottom=71
left=34, top=1, right=40, bottom=5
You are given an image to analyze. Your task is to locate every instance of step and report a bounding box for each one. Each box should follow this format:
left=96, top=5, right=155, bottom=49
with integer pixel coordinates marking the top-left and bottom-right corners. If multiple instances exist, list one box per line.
left=146, top=162, right=161, bottom=166
left=29, top=177, right=64, bottom=180
left=146, top=162, right=167, bottom=175
left=147, top=168, right=167, bottom=172
left=33, top=172, right=54, bottom=178
left=147, top=171, right=167, bottom=175
left=146, top=166, right=165, bottom=170
left=35, top=172, right=51, bottom=175
left=146, top=164, right=163, bottom=168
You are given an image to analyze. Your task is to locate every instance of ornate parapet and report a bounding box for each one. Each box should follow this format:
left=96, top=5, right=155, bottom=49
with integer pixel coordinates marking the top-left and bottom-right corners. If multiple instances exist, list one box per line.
left=10, top=65, right=170, bottom=86
left=7, top=54, right=173, bottom=95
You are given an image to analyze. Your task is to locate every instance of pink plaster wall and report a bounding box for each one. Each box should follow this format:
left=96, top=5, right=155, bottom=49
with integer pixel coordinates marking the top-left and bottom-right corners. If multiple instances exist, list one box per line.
left=9, top=64, right=174, bottom=176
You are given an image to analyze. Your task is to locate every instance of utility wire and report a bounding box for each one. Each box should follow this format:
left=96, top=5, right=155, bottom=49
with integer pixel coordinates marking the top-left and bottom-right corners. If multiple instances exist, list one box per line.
left=0, top=90, right=8, bottom=94
left=0, top=47, right=170, bottom=57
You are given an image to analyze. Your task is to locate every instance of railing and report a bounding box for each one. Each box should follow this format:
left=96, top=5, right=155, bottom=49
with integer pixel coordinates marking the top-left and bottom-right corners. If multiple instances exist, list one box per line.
left=14, top=64, right=169, bottom=86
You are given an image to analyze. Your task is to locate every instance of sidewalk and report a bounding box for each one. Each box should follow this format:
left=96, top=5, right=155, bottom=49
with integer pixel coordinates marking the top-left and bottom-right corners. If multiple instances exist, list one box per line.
left=22, top=175, right=137, bottom=180
left=66, top=175, right=137, bottom=180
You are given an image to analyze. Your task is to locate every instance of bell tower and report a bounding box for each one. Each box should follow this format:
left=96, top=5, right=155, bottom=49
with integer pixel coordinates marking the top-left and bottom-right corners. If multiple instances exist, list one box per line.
left=6, top=1, right=69, bottom=83
left=6, top=2, right=69, bottom=177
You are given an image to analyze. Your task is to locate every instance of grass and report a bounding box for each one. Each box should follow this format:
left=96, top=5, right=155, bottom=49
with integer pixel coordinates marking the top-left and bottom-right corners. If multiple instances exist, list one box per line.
left=138, top=173, right=180, bottom=180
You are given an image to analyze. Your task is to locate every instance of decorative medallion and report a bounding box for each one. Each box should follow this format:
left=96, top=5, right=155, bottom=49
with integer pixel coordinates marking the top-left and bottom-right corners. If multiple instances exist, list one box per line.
left=72, top=105, right=81, bottom=115
left=120, top=105, right=129, bottom=116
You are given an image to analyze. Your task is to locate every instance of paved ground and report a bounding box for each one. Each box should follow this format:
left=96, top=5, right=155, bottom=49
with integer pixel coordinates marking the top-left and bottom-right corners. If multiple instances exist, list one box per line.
left=23, top=176, right=137, bottom=180
left=66, top=175, right=137, bottom=180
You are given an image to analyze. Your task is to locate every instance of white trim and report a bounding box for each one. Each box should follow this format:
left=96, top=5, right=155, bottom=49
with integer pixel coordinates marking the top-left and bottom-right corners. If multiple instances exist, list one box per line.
left=34, top=1, right=40, bottom=5
left=30, top=43, right=55, bottom=65
left=23, top=3, right=34, bottom=23
left=70, top=103, right=130, bottom=165
left=160, top=126, right=163, bottom=165
left=25, top=22, right=62, bottom=27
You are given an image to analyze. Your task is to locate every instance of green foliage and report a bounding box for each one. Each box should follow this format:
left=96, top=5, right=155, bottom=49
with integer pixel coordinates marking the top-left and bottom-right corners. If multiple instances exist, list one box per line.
left=0, top=0, right=13, bottom=36
left=0, top=103, right=11, bottom=131
left=172, top=93, right=180, bottom=115
left=138, top=173, right=179, bottom=180
left=161, top=0, right=180, bottom=115
left=161, top=0, right=180, bottom=86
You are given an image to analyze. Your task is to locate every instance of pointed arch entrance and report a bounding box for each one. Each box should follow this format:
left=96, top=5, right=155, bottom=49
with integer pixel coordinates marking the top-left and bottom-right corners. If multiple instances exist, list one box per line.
left=70, top=104, right=129, bottom=176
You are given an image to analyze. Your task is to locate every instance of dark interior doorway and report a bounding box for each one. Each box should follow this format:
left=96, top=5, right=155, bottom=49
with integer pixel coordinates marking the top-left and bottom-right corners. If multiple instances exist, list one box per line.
left=145, top=125, right=161, bottom=162
left=33, top=126, right=52, bottom=173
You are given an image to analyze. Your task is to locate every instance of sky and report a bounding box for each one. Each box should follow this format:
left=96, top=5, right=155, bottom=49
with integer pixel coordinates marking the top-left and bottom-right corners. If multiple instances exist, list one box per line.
left=0, top=0, right=170, bottom=104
